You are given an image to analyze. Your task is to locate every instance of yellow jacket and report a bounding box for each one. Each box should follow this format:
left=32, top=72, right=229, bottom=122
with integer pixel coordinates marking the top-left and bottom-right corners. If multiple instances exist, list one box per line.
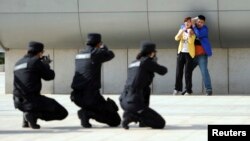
left=175, top=29, right=196, bottom=58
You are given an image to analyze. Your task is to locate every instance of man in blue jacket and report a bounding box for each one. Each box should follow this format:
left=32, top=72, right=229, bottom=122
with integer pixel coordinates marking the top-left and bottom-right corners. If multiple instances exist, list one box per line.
left=192, top=15, right=213, bottom=95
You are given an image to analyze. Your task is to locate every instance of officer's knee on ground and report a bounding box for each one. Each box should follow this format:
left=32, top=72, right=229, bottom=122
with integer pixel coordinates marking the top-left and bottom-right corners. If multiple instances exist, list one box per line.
left=152, top=118, right=165, bottom=129
left=107, top=113, right=121, bottom=127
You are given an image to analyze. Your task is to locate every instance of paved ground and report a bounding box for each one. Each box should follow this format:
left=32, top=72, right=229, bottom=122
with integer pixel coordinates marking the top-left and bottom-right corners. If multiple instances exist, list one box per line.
left=1, top=72, right=250, bottom=140
left=0, top=94, right=250, bottom=141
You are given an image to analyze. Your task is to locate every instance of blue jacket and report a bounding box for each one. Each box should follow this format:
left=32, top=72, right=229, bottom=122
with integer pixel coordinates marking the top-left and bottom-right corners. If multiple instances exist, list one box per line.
left=193, top=25, right=212, bottom=57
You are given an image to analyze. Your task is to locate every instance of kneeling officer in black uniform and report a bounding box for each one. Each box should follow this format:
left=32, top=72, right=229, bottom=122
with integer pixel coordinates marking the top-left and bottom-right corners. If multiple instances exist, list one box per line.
left=13, top=41, right=68, bottom=129
left=120, top=41, right=167, bottom=129
left=71, top=33, right=121, bottom=128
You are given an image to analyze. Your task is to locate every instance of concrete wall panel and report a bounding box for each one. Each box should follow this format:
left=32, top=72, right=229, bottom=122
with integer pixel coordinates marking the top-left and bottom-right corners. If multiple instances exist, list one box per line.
left=0, top=14, right=82, bottom=49
left=54, top=49, right=77, bottom=94
left=79, top=0, right=147, bottom=12
left=79, top=13, right=149, bottom=48
left=0, top=0, right=78, bottom=13
left=148, top=0, right=218, bottom=11
left=103, top=49, right=127, bottom=94
left=219, top=0, right=250, bottom=10
left=229, top=48, right=250, bottom=94
left=219, top=11, right=250, bottom=48
left=1, top=0, right=250, bottom=50
left=208, top=48, right=228, bottom=94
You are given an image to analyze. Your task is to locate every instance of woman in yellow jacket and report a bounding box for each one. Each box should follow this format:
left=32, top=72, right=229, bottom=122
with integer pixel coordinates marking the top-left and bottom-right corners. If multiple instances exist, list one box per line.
left=173, top=17, right=196, bottom=95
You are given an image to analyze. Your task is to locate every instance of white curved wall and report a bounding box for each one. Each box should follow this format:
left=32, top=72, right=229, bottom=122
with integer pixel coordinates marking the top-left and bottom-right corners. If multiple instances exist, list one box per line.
left=1, top=0, right=250, bottom=94
left=1, top=0, right=250, bottom=49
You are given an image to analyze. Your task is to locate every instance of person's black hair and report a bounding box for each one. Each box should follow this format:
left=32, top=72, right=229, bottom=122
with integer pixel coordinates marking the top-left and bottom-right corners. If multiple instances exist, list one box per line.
left=136, top=51, right=152, bottom=60
left=27, top=50, right=41, bottom=56
left=27, top=41, right=44, bottom=56
left=198, top=15, right=206, bottom=21
left=86, top=33, right=101, bottom=47
left=86, top=42, right=99, bottom=47
left=136, top=52, right=142, bottom=60
left=136, top=41, right=156, bottom=60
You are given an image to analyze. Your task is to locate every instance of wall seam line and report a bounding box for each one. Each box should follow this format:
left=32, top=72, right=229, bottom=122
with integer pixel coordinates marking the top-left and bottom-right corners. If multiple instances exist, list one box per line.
left=217, top=0, right=222, bottom=48
left=146, top=0, right=154, bottom=93
left=77, top=0, right=84, bottom=45
left=146, top=0, right=152, bottom=41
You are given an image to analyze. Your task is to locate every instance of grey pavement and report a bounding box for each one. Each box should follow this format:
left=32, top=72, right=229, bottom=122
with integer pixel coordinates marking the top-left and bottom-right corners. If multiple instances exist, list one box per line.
left=1, top=94, right=250, bottom=141
left=1, top=72, right=250, bottom=140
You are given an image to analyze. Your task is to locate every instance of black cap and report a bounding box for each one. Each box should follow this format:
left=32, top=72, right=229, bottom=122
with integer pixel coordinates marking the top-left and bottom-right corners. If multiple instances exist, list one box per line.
left=87, top=33, right=102, bottom=45
left=28, top=41, right=44, bottom=53
left=140, top=41, right=156, bottom=55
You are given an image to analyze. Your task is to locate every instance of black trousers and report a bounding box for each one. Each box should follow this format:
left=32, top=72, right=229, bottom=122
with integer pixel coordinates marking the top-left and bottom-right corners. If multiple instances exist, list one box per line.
left=143, top=86, right=151, bottom=107
left=123, top=107, right=165, bottom=129
left=14, top=95, right=68, bottom=121
left=120, top=86, right=165, bottom=129
left=71, top=89, right=121, bottom=127
left=174, top=53, right=193, bottom=93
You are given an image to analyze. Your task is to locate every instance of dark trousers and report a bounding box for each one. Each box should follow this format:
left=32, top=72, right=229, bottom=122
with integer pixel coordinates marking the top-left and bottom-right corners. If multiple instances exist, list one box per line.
left=174, top=53, right=193, bottom=93
left=143, top=86, right=151, bottom=107
left=71, top=89, right=121, bottom=127
left=123, top=107, right=165, bottom=129
left=14, top=95, right=68, bottom=121
left=120, top=86, right=165, bottom=129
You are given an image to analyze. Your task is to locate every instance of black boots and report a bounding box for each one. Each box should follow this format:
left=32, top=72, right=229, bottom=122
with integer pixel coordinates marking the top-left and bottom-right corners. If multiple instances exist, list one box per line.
left=24, top=112, right=40, bottom=129
left=122, top=112, right=139, bottom=130
left=78, top=109, right=92, bottom=128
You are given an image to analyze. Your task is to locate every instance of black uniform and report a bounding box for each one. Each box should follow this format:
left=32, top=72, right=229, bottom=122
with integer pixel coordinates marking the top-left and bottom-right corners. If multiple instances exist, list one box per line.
left=71, top=45, right=121, bottom=127
left=13, top=55, right=68, bottom=125
left=120, top=56, right=167, bottom=129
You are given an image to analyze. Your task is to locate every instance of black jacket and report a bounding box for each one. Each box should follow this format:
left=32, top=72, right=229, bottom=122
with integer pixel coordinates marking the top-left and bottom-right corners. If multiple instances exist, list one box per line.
left=13, top=55, right=55, bottom=98
left=71, top=45, right=114, bottom=90
left=120, top=56, right=167, bottom=110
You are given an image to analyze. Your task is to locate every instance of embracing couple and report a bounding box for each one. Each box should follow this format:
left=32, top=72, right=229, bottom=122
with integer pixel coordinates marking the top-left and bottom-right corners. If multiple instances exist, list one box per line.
left=173, top=15, right=213, bottom=96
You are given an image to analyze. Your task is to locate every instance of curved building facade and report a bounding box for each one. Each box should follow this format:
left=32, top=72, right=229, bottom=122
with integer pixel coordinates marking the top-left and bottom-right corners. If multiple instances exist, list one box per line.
left=1, top=0, right=250, bottom=94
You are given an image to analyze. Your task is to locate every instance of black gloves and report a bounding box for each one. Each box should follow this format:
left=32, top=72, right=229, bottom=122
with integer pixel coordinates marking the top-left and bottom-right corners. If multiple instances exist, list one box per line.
left=41, top=55, right=52, bottom=64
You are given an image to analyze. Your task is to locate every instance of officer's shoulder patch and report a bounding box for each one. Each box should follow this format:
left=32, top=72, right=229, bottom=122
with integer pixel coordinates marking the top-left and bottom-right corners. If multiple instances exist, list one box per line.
left=129, top=61, right=140, bottom=68
left=76, top=53, right=91, bottom=59
left=14, top=63, right=27, bottom=71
